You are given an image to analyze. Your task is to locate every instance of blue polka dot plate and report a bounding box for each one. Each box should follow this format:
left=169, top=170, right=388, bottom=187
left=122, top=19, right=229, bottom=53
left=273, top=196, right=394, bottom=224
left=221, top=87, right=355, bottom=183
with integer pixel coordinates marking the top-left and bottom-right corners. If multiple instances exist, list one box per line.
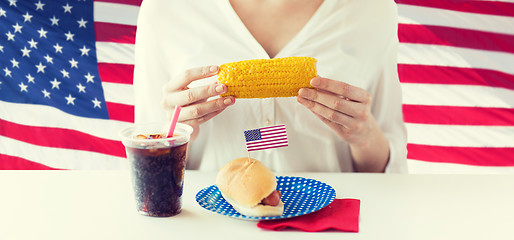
left=195, top=176, right=336, bottom=220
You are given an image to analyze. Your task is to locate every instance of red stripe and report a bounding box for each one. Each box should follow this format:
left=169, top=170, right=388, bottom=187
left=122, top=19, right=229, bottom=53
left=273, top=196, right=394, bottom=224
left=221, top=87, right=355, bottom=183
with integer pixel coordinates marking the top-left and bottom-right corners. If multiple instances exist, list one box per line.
left=97, top=63, right=134, bottom=84
left=106, top=102, right=134, bottom=123
left=398, top=64, right=514, bottom=90
left=247, top=140, right=288, bottom=147
left=248, top=144, right=289, bottom=152
left=94, top=22, right=136, bottom=44
left=395, top=0, right=514, bottom=17
left=0, top=154, right=64, bottom=170
left=399, top=24, right=514, bottom=54
left=407, top=144, right=514, bottom=166
left=0, top=118, right=126, bottom=158
left=403, top=105, right=514, bottom=126
left=94, top=0, right=142, bottom=6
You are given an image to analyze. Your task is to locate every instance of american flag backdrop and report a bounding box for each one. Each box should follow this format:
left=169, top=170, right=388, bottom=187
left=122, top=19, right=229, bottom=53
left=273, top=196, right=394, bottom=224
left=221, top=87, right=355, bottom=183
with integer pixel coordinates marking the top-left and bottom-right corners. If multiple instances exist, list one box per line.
left=0, top=0, right=513, bottom=172
left=0, top=0, right=140, bottom=169
left=396, top=0, right=514, bottom=173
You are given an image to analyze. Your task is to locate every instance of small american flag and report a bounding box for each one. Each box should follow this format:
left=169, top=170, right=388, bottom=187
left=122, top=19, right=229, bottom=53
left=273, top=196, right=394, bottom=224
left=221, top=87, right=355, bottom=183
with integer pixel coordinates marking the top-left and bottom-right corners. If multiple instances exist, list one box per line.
left=244, top=125, right=288, bottom=152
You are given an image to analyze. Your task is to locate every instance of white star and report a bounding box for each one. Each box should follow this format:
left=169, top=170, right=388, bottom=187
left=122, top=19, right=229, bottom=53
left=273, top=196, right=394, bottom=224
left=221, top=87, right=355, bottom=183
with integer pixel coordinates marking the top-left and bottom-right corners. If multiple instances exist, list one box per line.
left=44, top=54, right=53, bottom=63
left=9, top=0, right=17, bottom=7
left=10, top=58, right=19, bottom=68
left=26, top=74, right=35, bottom=83
left=12, top=23, right=22, bottom=33
left=6, top=31, right=15, bottom=41
left=19, top=82, right=28, bottom=92
left=0, top=8, right=6, bottom=18
left=65, top=94, right=76, bottom=105
left=63, top=3, right=73, bottom=13
left=36, top=62, right=46, bottom=73
left=21, top=47, right=31, bottom=57
left=0, top=45, right=4, bottom=52
left=42, top=89, right=51, bottom=98
left=60, top=69, right=70, bottom=78
left=28, top=39, right=38, bottom=49
left=3, top=67, right=12, bottom=77
left=35, top=1, right=45, bottom=11
left=53, top=43, right=63, bottom=53
left=50, top=16, right=59, bottom=26
left=77, top=18, right=87, bottom=28
left=38, top=27, right=48, bottom=38
left=23, top=12, right=33, bottom=22
left=79, top=45, right=90, bottom=56
left=50, top=78, right=61, bottom=89
left=64, top=31, right=75, bottom=41
left=84, top=73, right=95, bottom=83
left=92, top=98, right=102, bottom=108
left=77, top=83, right=86, bottom=93
left=69, top=58, right=79, bottom=68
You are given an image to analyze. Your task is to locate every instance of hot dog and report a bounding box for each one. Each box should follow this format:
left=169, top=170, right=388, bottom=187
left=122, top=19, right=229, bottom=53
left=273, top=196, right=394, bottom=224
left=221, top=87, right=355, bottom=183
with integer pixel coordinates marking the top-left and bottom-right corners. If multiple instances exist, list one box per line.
left=216, top=157, right=284, bottom=217
left=261, top=190, right=281, bottom=206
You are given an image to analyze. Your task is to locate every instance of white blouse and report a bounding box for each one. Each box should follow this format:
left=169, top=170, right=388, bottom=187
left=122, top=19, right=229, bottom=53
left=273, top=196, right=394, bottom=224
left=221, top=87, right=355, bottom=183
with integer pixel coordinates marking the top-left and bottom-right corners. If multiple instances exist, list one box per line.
left=134, top=0, right=407, bottom=172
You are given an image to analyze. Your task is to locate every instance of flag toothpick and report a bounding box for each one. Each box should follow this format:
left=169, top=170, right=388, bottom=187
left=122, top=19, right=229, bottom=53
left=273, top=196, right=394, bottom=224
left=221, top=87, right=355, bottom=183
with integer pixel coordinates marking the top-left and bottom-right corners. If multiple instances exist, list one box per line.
left=244, top=124, right=288, bottom=152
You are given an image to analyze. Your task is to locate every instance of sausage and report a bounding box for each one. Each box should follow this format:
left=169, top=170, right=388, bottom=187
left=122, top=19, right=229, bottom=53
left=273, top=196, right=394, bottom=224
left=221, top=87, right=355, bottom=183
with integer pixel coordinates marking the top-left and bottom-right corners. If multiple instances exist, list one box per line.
left=260, top=190, right=281, bottom=206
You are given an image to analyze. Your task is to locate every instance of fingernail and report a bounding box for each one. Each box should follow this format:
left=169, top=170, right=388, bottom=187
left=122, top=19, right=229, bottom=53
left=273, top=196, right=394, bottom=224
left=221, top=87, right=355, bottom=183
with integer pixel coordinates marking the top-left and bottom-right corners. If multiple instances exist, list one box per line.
left=215, top=84, right=225, bottom=93
left=210, top=65, right=219, bottom=73
left=310, top=77, right=320, bottom=86
left=223, top=97, right=233, bottom=105
left=298, top=88, right=305, bottom=96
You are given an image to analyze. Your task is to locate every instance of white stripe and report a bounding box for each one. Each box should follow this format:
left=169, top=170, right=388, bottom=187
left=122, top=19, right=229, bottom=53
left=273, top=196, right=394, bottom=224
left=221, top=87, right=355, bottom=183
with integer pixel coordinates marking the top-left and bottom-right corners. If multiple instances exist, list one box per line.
left=93, top=2, right=139, bottom=26
left=398, top=4, right=514, bottom=35
left=406, top=123, right=514, bottom=147
left=96, top=42, right=135, bottom=64
left=398, top=43, right=514, bottom=75
left=401, top=83, right=514, bottom=108
left=102, top=82, right=134, bottom=105
left=0, top=102, right=132, bottom=140
left=0, top=135, right=128, bottom=170
left=408, top=159, right=514, bottom=174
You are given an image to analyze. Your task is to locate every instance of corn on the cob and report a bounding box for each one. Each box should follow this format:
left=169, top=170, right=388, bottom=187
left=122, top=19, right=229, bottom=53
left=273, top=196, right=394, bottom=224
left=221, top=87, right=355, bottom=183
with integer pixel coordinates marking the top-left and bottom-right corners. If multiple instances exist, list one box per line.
left=217, top=57, right=317, bottom=98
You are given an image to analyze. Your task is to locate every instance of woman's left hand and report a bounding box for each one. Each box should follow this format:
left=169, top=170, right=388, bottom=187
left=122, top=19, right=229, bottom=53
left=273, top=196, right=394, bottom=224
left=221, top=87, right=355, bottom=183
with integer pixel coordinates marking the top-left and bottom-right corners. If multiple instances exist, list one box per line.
left=298, top=76, right=390, bottom=172
left=296, top=77, right=378, bottom=147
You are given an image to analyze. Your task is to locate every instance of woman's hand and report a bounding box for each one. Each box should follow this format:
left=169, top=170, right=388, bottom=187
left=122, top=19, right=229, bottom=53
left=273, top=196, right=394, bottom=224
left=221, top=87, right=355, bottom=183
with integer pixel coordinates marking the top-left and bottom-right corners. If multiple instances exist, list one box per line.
left=161, top=65, right=235, bottom=141
left=297, top=77, right=389, bottom=172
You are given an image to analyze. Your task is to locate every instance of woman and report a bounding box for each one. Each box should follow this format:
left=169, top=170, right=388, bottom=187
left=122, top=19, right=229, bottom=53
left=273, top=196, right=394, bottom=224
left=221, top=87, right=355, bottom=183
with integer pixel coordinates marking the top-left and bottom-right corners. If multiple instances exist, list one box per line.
left=133, top=0, right=407, bottom=172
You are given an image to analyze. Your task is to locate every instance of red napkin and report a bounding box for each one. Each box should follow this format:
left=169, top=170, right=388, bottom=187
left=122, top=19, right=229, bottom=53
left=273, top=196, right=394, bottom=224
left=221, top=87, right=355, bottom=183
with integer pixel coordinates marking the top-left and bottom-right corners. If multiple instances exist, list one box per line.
left=257, top=199, right=360, bottom=232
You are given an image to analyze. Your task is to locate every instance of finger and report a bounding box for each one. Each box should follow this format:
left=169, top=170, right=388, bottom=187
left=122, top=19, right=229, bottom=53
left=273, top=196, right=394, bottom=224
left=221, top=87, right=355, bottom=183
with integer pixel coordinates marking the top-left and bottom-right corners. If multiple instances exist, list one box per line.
left=297, top=96, right=358, bottom=128
left=162, top=83, right=227, bottom=108
left=310, top=77, right=371, bottom=103
left=311, top=112, right=355, bottom=141
left=164, top=65, right=219, bottom=92
left=178, top=96, right=234, bottom=122
left=298, top=88, right=369, bottom=119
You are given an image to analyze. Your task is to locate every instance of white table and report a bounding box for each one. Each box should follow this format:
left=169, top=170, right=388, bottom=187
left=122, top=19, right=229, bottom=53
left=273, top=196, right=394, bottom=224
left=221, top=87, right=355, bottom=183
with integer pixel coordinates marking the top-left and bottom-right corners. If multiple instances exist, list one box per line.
left=1, top=171, right=513, bottom=240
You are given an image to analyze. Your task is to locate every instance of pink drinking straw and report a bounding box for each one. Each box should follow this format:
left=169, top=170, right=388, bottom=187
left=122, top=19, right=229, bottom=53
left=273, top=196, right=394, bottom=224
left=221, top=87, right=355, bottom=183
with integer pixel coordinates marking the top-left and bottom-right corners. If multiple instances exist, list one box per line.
left=167, top=105, right=182, bottom=137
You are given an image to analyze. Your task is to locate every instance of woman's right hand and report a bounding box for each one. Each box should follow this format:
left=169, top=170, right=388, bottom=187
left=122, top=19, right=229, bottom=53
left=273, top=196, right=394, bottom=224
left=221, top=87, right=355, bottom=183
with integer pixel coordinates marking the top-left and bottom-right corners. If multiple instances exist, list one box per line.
left=161, top=65, right=235, bottom=141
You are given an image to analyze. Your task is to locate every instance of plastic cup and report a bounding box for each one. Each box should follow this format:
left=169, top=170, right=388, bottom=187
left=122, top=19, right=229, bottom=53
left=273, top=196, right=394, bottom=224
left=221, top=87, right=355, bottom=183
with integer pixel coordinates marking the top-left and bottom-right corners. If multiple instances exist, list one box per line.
left=120, top=122, right=193, bottom=217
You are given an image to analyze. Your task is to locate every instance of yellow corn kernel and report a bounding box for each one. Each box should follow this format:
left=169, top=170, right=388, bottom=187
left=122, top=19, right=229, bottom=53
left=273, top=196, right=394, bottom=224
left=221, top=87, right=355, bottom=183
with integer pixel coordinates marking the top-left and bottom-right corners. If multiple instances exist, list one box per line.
left=217, top=57, right=317, bottom=98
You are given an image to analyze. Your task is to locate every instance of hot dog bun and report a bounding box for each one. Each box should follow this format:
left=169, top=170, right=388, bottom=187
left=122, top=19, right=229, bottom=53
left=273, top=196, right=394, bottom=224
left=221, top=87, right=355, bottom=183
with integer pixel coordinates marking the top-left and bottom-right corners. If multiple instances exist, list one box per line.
left=216, top=157, right=284, bottom=217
